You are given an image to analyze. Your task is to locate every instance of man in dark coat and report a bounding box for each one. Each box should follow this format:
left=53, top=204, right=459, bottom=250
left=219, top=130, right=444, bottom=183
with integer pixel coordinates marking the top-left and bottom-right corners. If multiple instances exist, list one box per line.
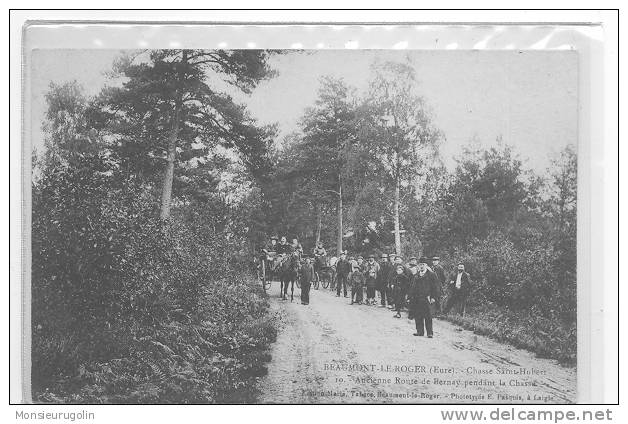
left=444, top=263, right=472, bottom=316
left=385, top=252, right=397, bottom=308
left=390, top=263, right=409, bottom=318
left=364, top=255, right=380, bottom=305
left=300, top=257, right=314, bottom=305
left=408, top=257, right=439, bottom=337
left=407, top=257, right=419, bottom=319
left=335, top=251, right=351, bottom=298
left=377, top=253, right=392, bottom=307
left=430, top=256, right=446, bottom=316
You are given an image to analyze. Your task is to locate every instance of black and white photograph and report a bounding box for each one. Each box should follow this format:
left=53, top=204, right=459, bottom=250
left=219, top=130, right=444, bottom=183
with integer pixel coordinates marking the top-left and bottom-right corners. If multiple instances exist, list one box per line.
left=27, top=47, right=579, bottom=404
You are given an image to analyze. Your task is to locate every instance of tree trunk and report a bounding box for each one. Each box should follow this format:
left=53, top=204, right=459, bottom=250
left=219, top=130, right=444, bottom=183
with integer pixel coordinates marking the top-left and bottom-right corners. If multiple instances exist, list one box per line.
left=393, top=175, right=401, bottom=255
left=315, top=204, right=322, bottom=245
left=336, top=182, right=343, bottom=255
left=160, top=103, right=181, bottom=221
left=159, top=50, right=187, bottom=222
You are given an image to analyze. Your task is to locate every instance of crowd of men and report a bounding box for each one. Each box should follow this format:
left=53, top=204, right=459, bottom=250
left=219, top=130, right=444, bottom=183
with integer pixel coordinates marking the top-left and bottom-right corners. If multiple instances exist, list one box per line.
left=334, top=251, right=471, bottom=338
left=260, top=236, right=472, bottom=338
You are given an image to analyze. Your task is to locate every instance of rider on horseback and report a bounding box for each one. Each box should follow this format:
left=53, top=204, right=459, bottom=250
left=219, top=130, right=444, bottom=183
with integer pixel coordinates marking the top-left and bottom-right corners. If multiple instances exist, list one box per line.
left=276, top=236, right=291, bottom=255
left=313, top=241, right=327, bottom=273
left=291, top=237, right=304, bottom=260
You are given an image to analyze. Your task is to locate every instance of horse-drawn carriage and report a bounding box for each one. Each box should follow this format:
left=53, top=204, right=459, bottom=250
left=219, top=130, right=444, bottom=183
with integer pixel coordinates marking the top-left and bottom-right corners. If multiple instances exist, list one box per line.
left=255, top=244, right=341, bottom=302
left=307, top=255, right=337, bottom=290
left=256, top=250, right=301, bottom=300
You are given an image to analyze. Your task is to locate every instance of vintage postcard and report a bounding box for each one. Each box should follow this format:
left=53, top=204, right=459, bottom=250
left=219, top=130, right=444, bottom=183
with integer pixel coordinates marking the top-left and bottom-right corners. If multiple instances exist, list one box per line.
left=26, top=46, right=578, bottom=404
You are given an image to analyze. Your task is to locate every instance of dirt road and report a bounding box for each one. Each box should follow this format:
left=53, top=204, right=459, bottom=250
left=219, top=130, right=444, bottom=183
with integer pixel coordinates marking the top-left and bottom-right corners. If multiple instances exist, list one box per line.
left=257, top=283, right=576, bottom=404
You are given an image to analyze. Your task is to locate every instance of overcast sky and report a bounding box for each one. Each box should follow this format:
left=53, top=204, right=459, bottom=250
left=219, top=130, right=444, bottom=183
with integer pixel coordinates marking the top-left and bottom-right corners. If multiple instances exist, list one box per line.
left=30, top=49, right=578, bottom=172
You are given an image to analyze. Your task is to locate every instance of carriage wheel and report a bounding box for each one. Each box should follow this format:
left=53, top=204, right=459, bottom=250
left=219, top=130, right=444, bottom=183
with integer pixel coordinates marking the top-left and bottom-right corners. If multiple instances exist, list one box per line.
left=256, top=260, right=264, bottom=286
left=260, top=260, right=271, bottom=291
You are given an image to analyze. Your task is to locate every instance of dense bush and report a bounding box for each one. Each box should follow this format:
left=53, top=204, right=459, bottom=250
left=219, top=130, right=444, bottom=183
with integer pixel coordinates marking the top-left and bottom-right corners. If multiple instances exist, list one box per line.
left=454, top=231, right=574, bottom=320
left=443, top=230, right=577, bottom=363
left=32, top=152, right=277, bottom=403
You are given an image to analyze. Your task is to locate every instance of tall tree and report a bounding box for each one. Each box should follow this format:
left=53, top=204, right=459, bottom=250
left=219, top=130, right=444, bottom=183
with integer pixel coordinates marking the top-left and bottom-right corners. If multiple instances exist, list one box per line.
left=450, top=140, right=529, bottom=226
left=279, top=76, right=357, bottom=254
left=358, top=61, right=442, bottom=254
left=38, top=81, right=103, bottom=172
left=99, top=50, right=275, bottom=220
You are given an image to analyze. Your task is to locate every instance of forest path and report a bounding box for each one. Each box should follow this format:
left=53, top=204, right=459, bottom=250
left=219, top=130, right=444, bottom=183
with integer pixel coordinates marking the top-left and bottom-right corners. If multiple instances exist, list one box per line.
left=257, top=282, right=576, bottom=404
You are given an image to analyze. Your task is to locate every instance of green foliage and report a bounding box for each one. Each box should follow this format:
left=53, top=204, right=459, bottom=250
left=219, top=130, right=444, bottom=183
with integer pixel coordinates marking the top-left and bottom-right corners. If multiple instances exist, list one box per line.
left=32, top=150, right=276, bottom=403
left=32, top=50, right=281, bottom=404
left=98, top=50, right=276, bottom=204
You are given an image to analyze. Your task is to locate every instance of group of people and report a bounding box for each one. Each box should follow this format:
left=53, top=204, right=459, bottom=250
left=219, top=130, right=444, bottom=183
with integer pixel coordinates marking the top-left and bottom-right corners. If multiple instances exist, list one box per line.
left=334, top=252, right=471, bottom=337
left=260, top=236, right=472, bottom=338
left=261, top=235, right=303, bottom=258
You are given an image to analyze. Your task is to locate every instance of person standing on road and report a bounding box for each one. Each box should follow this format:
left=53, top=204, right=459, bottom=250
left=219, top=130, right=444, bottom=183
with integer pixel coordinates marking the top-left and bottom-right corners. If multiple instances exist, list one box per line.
left=444, top=263, right=472, bottom=316
left=300, top=257, right=314, bottom=305
left=386, top=252, right=397, bottom=308
left=430, top=256, right=446, bottom=317
left=407, top=257, right=419, bottom=319
left=377, top=253, right=392, bottom=307
left=365, top=255, right=380, bottom=305
left=335, top=250, right=351, bottom=298
left=390, top=263, right=409, bottom=318
left=349, top=261, right=365, bottom=305
left=408, top=257, right=439, bottom=337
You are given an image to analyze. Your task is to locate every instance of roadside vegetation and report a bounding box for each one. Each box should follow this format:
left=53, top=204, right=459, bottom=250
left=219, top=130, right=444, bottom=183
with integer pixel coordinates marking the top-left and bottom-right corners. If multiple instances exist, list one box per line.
left=32, top=50, right=279, bottom=403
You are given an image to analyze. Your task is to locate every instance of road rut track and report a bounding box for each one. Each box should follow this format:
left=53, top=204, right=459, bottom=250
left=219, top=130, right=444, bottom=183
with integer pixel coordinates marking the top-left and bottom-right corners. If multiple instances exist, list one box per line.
left=257, top=283, right=576, bottom=404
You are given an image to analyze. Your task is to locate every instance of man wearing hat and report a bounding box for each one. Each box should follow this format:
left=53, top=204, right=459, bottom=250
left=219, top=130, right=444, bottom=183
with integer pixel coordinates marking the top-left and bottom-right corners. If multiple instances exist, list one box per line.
left=335, top=250, right=351, bottom=298
left=365, top=255, right=380, bottom=305
left=385, top=252, right=398, bottom=308
left=430, top=256, right=446, bottom=316
left=390, top=262, right=409, bottom=318
left=408, top=257, right=439, bottom=337
left=444, top=263, right=471, bottom=316
left=377, top=253, right=392, bottom=307
left=299, top=257, right=314, bottom=305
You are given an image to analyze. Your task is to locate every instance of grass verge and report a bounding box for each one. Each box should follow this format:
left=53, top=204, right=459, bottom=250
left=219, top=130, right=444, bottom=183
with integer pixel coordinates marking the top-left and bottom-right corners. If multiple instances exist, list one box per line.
left=438, top=301, right=576, bottom=366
